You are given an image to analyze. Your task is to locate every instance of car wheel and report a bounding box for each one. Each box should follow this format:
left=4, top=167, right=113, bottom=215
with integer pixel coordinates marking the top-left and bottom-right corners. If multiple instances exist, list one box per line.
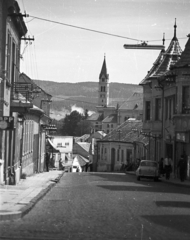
left=137, top=176, right=140, bottom=181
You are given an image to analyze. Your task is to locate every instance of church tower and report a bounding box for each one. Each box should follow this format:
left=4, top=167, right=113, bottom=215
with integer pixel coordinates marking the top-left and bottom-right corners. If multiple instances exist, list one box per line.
left=98, top=56, right=109, bottom=107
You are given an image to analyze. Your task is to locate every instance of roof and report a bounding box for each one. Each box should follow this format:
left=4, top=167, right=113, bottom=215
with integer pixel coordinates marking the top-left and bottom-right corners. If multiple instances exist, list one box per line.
left=140, top=21, right=182, bottom=84
left=102, top=114, right=117, bottom=123
left=87, top=112, right=103, bottom=121
left=101, top=120, right=148, bottom=145
left=74, top=134, right=90, bottom=142
left=172, top=34, right=190, bottom=69
left=19, top=73, right=52, bottom=97
left=76, top=142, right=91, bottom=153
left=119, top=92, right=143, bottom=110
left=99, top=56, right=109, bottom=79
left=74, top=155, right=89, bottom=167
left=139, top=49, right=165, bottom=85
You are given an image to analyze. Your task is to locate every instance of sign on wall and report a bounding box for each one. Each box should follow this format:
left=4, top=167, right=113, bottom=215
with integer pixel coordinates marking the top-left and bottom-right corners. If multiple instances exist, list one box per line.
left=0, top=116, right=14, bottom=130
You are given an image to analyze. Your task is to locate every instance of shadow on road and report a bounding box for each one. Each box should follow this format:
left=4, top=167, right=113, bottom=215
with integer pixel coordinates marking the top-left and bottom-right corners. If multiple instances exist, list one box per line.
left=89, top=173, right=190, bottom=195
left=155, top=201, right=190, bottom=208
left=142, top=215, right=190, bottom=234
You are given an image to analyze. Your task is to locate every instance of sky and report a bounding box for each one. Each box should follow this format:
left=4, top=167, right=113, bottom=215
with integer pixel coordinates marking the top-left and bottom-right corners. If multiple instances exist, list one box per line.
left=17, top=0, right=190, bottom=85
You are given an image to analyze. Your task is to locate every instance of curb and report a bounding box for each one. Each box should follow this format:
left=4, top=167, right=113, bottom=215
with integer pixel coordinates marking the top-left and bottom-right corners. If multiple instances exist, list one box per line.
left=0, top=172, right=64, bottom=221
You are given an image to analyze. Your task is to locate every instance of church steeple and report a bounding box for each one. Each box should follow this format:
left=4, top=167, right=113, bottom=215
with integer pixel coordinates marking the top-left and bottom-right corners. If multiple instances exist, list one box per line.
left=98, top=55, right=109, bottom=107
left=173, top=18, right=177, bottom=40
left=99, top=54, right=108, bottom=79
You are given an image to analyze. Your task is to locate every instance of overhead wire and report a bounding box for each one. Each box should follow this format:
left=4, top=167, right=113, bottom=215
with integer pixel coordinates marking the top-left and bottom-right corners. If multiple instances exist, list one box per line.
left=28, top=14, right=187, bottom=43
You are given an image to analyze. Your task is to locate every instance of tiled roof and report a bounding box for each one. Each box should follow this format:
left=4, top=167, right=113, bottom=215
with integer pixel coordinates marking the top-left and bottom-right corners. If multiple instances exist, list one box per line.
left=76, top=142, right=91, bottom=153
left=102, top=114, right=117, bottom=123
left=102, top=120, right=142, bottom=141
left=172, top=35, right=190, bottom=68
left=152, top=36, right=182, bottom=78
left=119, top=92, right=143, bottom=110
left=75, top=134, right=90, bottom=142
left=140, top=22, right=182, bottom=84
left=139, top=49, right=165, bottom=85
left=87, top=112, right=103, bottom=121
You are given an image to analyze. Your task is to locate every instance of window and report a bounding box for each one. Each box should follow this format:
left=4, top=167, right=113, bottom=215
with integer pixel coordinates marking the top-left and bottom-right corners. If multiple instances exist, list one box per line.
left=182, top=86, right=190, bottom=114
left=117, top=149, right=120, bottom=161
left=165, top=96, right=175, bottom=120
left=121, top=150, right=124, bottom=163
left=145, top=101, right=151, bottom=120
left=5, top=28, right=19, bottom=85
left=155, top=98, right=162, bottom=120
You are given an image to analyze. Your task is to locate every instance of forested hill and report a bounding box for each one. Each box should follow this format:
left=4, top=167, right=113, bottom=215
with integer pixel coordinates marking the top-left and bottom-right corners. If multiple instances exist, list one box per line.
left=33, top=80, right=142, bottom=120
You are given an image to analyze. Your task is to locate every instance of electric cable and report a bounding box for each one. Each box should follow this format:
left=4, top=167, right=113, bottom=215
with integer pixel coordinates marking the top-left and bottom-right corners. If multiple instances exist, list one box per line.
left=28, top=15, right=187, bottom=43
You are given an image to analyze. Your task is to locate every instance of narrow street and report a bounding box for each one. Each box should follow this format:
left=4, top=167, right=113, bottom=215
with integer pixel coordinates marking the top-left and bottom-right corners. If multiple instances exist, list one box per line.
left=0, top=172, right=190, bottom=240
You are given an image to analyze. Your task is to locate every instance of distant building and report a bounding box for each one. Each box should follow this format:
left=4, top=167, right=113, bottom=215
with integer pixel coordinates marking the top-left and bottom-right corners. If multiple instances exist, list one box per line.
left=87, top=56, right=143, bottom=134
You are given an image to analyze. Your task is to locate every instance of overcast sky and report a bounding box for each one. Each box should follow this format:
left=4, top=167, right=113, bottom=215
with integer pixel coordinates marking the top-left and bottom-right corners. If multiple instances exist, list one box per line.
left=17, top=0, right=190, bottom=85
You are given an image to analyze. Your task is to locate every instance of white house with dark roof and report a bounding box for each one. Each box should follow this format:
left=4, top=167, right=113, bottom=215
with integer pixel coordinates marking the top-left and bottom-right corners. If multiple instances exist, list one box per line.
left=97, top=120, right=148, bottom=172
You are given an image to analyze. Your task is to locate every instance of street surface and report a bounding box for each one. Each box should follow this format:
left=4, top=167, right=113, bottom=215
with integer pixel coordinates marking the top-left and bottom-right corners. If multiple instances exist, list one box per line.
left=0, top=172, right=190, bottom=240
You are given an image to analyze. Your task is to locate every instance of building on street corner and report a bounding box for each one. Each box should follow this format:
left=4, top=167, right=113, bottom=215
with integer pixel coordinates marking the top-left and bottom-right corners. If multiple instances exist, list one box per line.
left=140, top=19, right=190, bottom=180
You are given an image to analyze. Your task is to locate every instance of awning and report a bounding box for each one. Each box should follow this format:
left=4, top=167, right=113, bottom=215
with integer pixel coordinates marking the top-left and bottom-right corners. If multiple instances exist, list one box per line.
left=47, top=139, right=60, bottom=152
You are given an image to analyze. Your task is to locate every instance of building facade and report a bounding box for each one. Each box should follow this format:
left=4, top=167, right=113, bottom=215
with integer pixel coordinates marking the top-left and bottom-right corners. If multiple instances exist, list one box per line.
left=140, top=21, right=190, bottom=180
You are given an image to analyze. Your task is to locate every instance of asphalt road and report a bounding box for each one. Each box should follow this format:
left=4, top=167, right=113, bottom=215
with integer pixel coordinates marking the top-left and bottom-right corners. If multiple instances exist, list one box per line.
left=0, top=172, right=190, bottom=240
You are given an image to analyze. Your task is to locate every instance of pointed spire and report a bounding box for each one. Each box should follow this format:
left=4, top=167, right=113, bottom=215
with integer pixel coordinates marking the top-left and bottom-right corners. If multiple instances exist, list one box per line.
left=173, top=18, right=177, bottom=40
left=99, top=54, right=108, bottom=79
left=162, top=33, right=165, bottom=46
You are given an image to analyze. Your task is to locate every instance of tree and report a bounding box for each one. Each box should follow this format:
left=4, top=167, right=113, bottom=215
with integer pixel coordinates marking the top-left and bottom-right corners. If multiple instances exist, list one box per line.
left=61, top=110, right=82, bottom=136
left=61, top=110, right=92, bottom=136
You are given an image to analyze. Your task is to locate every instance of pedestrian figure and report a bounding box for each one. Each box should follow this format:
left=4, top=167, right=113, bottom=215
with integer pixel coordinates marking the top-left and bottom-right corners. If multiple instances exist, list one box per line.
left=163, top=156, right=172, bottom=180
left=59, top=158, right=64, bottom=170
left=159, top=157, right=164, bottom=176
left=177, top=155, right=187, bottom=182
left=46, top=152, right=50, bottom=172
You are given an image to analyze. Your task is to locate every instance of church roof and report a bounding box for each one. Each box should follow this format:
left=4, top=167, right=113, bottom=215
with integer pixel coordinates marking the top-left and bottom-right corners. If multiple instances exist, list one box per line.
left=87, top=112, right=103, bottom=121
left=139, top=20, right=182, bottom=84
left=102, top=114, right=117, bottom=123
left=99, top=56, right=109, bottom=79
left=172, top=34, right=190, bottom=69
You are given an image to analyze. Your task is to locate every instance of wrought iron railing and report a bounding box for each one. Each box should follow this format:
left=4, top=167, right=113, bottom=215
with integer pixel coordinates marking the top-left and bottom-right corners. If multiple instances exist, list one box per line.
left=11, top=82, right=41, bottom=103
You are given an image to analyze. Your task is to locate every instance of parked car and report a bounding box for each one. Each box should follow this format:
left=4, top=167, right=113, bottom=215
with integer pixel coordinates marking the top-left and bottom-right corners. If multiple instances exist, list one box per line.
left=136, top=160, right=160, bottom=181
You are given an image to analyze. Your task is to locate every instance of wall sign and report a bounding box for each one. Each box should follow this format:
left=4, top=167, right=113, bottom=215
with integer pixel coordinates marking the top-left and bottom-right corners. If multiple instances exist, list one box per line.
left=0, top=116, right=14, bottom=130
left=176, top=132, right=189, bottom=143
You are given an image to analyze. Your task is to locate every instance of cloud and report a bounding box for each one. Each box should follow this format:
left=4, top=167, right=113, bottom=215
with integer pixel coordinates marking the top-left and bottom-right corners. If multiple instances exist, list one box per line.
left=71, top=104, right=84, bottom=114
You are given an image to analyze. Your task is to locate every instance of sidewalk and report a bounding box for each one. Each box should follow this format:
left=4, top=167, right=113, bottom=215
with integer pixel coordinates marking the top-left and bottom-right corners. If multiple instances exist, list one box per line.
left=126, top=171, right=190, bottom=188
left=0, top=170, right=64, bottom=221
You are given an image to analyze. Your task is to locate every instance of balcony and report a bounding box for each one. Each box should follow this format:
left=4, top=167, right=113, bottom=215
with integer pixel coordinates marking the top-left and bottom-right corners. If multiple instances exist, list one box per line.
left=10, top=82, right=38, bottom=112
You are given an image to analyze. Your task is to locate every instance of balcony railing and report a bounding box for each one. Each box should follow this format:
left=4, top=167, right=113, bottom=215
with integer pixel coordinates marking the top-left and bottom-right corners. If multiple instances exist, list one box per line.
left=11, top=82, right=41, bottom=103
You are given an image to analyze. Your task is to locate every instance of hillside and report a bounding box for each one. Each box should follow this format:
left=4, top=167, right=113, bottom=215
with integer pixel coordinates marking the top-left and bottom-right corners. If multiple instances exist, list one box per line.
left=33, top=80, right=143, bottom=120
